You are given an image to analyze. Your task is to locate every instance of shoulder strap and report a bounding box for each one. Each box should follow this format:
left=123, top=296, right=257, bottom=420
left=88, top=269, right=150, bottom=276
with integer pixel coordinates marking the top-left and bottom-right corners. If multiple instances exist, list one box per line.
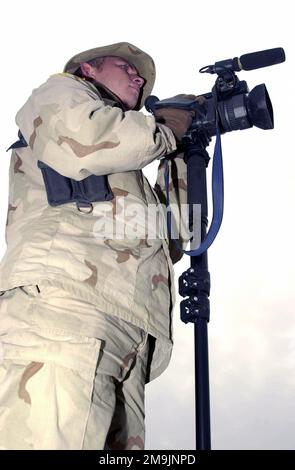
left=6, top=130, right=28, bottom=152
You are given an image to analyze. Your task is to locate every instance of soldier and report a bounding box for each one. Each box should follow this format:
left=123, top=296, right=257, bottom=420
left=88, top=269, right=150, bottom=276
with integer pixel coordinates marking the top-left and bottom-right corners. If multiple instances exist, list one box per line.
left=0, top=42, right=196, bottom=449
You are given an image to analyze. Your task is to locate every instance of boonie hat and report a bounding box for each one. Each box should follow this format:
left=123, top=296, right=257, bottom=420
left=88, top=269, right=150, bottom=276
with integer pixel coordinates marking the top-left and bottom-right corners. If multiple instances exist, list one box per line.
left=64, top=42, right=156, bottom=109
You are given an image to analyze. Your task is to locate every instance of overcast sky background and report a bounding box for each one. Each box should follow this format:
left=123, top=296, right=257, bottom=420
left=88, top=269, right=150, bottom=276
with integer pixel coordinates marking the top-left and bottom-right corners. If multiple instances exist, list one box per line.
left=1, top=0, right=294, bottom=450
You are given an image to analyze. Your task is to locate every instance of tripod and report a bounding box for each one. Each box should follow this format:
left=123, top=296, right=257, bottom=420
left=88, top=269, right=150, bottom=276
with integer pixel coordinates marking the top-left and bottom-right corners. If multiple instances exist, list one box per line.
left=179, top=138, right=212, bottom=450
left=146, top=46, right=283, bottom=446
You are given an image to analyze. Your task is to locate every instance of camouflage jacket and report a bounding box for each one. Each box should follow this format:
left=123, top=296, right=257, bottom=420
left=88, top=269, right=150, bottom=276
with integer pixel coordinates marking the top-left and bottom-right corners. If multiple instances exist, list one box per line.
left=0, top=73, right=189, bottom=381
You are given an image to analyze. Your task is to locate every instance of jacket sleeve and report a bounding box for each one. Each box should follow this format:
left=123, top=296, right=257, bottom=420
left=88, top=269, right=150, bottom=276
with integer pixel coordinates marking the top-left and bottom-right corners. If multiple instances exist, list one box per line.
left=153, top=152, right=192, bottom=264
left=15, top=75, right=177, bottom=180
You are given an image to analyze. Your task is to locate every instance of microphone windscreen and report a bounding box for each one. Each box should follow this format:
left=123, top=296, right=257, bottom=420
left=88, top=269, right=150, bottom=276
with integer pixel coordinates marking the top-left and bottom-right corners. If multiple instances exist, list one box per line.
left=239, top=47, right=285, bottom=71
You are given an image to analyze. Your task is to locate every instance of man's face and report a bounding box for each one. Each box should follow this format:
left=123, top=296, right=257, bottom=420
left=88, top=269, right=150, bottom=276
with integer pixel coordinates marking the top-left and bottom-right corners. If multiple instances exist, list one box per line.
left=90, top=56, right=145, bottom=110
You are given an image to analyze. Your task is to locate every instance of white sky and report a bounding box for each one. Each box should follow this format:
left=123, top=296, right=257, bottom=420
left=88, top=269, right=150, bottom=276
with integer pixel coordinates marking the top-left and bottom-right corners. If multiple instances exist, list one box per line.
left=1, top=0, right=294, bottom=450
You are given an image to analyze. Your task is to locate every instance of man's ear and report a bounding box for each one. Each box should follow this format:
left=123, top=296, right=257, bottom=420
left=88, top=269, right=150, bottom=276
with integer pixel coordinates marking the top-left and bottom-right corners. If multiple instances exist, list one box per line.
left=80, top=62, right=95, bottom=79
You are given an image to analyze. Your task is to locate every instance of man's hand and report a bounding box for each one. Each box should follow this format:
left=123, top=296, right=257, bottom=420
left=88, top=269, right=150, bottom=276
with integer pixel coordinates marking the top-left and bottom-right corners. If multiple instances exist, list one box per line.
left=154, top=94, right=202, bottom=143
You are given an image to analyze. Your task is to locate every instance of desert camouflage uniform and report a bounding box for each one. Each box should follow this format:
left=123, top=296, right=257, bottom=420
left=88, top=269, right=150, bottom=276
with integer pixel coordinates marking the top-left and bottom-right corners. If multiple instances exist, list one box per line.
left=0, top=71, right=190, bottom=449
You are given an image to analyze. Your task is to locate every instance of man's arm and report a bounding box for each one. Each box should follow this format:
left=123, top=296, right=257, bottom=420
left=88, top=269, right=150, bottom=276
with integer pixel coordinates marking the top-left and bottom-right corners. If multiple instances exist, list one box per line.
left=15, top=74, right=177, bottom=180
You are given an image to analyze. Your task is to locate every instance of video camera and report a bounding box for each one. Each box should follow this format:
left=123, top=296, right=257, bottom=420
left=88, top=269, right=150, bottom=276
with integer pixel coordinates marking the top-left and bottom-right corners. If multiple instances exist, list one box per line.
left=145, top=47, right=285, bottom=144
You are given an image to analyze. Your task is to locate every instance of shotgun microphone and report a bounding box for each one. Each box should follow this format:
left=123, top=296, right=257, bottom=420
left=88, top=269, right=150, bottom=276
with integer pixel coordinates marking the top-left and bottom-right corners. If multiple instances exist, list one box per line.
left=200, top=47, right=286, bottom=74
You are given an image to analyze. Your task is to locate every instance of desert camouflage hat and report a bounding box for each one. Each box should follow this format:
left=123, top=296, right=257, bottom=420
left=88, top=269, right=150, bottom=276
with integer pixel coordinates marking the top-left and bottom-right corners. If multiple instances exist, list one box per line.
left=63, top=42, right=156, bottom=109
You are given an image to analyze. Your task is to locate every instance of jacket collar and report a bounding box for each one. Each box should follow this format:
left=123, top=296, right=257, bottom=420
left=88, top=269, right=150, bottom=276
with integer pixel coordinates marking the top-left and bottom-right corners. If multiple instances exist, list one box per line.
left=89, top=80, right=127, bottom=111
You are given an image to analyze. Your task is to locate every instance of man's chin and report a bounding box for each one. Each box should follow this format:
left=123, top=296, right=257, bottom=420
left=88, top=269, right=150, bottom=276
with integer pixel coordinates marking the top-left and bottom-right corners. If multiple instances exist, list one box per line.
left=122, top=98, right=139, bottom=111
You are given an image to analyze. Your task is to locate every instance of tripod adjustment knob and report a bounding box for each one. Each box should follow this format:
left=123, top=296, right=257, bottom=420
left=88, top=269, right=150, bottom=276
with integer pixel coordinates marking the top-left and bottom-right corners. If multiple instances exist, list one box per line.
left=179, top=267, right=211, bottom=297
left=180, top=294, right=210, bottom=323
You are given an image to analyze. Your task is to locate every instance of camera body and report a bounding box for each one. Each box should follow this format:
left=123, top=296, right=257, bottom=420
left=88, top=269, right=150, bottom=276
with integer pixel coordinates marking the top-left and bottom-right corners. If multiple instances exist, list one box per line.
left=145, top=71, right=274, bottom=144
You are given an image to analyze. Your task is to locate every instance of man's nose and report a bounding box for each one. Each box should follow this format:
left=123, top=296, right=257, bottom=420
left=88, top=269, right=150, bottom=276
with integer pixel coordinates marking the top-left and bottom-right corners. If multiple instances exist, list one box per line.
left=132, top=75, right=145, bottom=88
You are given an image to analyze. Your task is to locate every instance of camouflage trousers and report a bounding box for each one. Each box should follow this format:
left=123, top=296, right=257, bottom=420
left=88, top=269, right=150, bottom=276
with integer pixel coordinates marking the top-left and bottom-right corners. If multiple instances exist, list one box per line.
left=0, top=284, right=150, bottom=450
